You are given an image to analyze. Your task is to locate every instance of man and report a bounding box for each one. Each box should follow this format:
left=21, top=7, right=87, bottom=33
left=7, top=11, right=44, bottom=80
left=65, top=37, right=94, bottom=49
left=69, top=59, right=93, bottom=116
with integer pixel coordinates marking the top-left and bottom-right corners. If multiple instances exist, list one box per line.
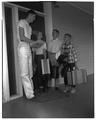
left=17, top=10, right=43, bottom=99
left=48, top=29, right=62, bottom=89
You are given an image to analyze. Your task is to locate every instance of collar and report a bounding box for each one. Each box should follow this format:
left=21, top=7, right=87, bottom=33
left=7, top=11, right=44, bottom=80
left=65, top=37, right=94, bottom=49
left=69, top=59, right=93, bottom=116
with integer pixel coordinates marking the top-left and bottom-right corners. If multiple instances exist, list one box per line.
left=53, top=38, right=59, bottom=41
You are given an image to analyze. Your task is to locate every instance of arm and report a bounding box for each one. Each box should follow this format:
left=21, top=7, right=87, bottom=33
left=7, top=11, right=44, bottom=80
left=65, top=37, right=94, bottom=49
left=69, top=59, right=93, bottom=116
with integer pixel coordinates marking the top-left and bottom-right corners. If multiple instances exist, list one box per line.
left=19, top=27, right=42, bottom=47
left=72, top=47, right=79, bottom=70
left=43, top=49, right=47, bottom=59
left=19, top=27, right=34, bottom=43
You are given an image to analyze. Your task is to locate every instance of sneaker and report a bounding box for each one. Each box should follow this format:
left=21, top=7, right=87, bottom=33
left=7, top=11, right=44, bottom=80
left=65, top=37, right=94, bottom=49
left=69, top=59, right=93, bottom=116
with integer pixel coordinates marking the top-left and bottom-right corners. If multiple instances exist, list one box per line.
left=70, top=88, right=76, bottom=94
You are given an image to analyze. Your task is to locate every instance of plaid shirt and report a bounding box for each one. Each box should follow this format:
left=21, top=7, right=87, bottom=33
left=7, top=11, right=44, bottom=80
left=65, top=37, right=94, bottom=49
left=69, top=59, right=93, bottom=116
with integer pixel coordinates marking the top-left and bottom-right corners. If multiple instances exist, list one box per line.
left=61, top=42, right=77, bottom=63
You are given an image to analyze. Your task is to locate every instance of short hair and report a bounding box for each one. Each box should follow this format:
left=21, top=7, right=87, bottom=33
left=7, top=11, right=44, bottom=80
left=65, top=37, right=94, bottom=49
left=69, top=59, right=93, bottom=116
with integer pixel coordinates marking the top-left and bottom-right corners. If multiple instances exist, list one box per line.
left=53, top=29, right=59, bottom=34
left=26, top=10, right=36, bottom=17
left=64, top=33, right=72, bottom=38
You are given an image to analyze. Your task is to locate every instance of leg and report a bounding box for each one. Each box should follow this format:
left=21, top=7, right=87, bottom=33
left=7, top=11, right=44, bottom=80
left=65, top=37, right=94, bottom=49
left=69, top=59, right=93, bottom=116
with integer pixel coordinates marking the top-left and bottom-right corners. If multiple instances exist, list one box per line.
left=54, top=66, right=59, bottom=90
left=21, top=75, right=34, bottom=99
left=18, top=46, right=34, bottom=99
left=59, top=64, right=64, bottom=78
left=62, top=63, right=70, bottom=92
left=33, top=55, right=41, bottom=94
left=29, top=53, right=34, bottom=87
left=43, top=74, right=49, bottom=91
left=69, top=63, right=76, bottom=94
left=63, top=63, right=68, bottom=86
left=51, top=66, right=56, bottom=87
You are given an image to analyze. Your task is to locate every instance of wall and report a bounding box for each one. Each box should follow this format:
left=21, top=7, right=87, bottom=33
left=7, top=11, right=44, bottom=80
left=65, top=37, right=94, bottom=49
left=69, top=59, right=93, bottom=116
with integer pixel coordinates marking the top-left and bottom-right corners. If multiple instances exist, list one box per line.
left=52, top=3, right=94, bottom=75
left=43, top=2, right=53, bottom=46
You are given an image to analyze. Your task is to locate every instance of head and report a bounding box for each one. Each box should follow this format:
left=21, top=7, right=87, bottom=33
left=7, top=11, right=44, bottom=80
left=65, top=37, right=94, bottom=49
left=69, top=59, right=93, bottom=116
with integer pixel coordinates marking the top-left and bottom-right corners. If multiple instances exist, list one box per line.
left=26, top=10, right=36, bottom=23
left=52, top=29, right=59, bottom=40
left=37, top=32, right=43, bottom=40
left=63, top=33, right=72, bottom=45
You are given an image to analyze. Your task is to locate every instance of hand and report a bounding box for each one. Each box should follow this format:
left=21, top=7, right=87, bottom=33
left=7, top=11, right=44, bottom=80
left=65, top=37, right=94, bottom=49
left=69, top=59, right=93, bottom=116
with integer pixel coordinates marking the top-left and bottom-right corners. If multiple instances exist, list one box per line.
left=49, top=54, right=59, bottom=66
left=51, top=59, right=59, bottom=66
left=76, top=67, right=79, bottom=70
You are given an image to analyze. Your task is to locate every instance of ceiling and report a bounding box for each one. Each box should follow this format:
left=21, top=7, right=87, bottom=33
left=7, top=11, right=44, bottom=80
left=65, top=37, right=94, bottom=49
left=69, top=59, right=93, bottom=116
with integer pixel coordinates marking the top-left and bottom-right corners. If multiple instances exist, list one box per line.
left=11, top=2, right=44, bottom=12
left=53, top=2, right=94, bottom=16
left=69, top=2, right=94, bottom=15
left=11, top=2, right=94, bottom=16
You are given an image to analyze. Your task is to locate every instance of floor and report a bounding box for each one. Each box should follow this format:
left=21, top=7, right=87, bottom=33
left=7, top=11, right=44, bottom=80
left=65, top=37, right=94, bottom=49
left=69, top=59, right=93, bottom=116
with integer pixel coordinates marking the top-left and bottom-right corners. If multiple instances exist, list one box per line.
left=2, top=74, right=94, bottom=118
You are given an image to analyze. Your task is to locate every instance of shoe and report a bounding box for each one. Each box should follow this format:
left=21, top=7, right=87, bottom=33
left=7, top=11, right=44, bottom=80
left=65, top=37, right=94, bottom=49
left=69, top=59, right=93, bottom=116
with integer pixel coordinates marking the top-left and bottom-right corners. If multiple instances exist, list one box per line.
left=70, top=88, right=76, bottom=94
left=55, top=87, right=59, bottom=90
left=34, top=89, right=40, bottom=96
left=63, top=87, right=70, bottom=93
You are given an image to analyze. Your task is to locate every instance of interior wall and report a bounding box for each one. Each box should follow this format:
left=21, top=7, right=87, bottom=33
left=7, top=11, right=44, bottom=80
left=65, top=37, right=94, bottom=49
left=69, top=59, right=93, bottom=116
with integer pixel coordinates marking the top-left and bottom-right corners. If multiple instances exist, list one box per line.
left=43, top=2, right=53, bottom=46
left=52, top=2, right=94, bottom=75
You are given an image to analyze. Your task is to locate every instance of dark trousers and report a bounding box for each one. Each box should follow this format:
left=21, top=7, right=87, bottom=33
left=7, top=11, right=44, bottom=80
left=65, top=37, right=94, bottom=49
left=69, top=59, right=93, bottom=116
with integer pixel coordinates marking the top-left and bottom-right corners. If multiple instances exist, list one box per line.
left=62, top=62, right=76, bottom=87
left=33, top=55, right=49, bottom=91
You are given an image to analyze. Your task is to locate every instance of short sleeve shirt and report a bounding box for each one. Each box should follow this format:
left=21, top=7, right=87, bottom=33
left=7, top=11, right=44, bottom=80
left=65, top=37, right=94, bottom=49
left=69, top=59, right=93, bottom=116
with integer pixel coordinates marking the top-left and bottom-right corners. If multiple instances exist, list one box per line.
left=17, top=19, right=32, bottom=42
left=48, top=38, right=62, bottom=53
left=36, top=42, right=47, bottom=55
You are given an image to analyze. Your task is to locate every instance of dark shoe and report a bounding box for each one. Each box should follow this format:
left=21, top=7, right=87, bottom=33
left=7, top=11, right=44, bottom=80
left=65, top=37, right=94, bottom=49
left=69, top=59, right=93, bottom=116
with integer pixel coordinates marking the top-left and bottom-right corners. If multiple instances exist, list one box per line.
left=34, top=89, right=39, bottom=96
left=43, top=88, right=46, bottom=92
left=55, top=87, right=59, bottom=90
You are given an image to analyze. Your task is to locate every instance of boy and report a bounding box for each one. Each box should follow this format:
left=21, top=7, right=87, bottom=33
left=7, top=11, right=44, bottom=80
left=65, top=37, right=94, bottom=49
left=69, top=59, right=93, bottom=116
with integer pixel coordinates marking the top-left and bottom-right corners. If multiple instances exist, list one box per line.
left=33, top=32, right=48, bottom=93
left=56, top=33, right=79, bottom=93
left=48, top=29, right=62, bottom=88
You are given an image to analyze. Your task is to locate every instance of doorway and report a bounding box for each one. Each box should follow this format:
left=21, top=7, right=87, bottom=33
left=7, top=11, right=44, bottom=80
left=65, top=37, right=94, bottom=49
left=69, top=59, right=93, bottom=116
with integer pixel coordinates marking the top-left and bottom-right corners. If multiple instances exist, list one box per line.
left=3, top=2, right=46, bottom=102
left=4, top=5, right=17, bottom=96
left=3, top=3, right=24, bottom=102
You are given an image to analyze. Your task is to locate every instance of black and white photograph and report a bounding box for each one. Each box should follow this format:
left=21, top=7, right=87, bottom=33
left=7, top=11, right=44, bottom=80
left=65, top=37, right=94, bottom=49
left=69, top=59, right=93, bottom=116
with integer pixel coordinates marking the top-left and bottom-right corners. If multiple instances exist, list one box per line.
left=2, top=0, right=94, bottom=118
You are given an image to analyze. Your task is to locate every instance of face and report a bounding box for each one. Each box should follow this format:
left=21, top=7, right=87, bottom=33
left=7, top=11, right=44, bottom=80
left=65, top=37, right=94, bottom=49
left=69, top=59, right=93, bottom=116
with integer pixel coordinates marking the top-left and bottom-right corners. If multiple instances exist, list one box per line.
left=28, top=14, right=36, bottom=23
left=52, top=31, right=59, bottom=40
left=64, top=35, right=71, bottom=45
left=38, top=32, right=43, bottom=40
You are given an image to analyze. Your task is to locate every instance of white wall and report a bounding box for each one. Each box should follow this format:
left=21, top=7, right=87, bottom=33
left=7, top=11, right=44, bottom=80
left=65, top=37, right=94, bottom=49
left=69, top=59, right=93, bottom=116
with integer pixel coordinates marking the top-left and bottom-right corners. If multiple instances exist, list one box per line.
left=52, top=3, right=94, bottom=75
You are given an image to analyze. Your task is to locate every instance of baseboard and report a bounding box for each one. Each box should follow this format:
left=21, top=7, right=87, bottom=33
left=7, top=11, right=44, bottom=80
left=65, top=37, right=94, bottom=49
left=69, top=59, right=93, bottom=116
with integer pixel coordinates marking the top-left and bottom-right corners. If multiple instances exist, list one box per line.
left=48, top=73, right=94, bottom=87
left=87, top=74, right=94, bottom=80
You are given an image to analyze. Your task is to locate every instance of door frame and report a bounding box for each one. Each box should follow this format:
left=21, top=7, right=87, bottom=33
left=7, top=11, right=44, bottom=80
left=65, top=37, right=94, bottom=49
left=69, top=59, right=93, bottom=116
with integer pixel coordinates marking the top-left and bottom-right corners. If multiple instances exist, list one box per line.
left=2, top=2, right=46, bottom=103
left=3, top=2, right=23, bottom=103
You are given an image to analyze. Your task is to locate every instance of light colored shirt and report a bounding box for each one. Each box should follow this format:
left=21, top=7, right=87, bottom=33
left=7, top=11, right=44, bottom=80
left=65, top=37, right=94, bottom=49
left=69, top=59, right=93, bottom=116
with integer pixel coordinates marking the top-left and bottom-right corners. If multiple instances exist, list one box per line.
left=17, top=19, right=32, bottom=42
left=36, top=42, right=47, bottom=55
left=48, top=38, right=62, bottom=53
